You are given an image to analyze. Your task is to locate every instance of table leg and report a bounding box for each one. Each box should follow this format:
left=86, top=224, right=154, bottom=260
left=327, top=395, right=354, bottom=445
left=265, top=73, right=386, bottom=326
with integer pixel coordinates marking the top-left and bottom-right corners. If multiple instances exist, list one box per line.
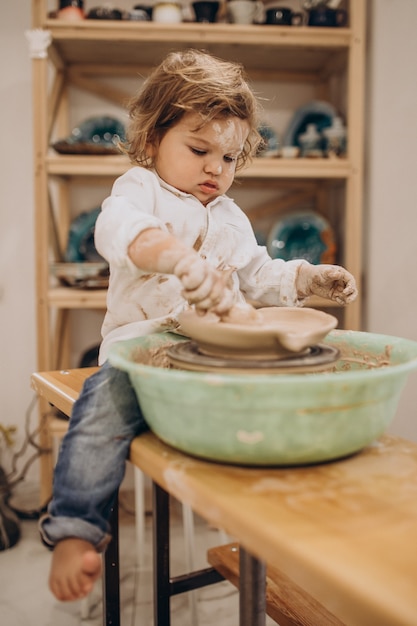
left=153, top=482, right=171, bottom=626
left=103, top=499, right=121, bottom=626
left=152, top=481, right=225, bottom=625
left=239, top=546, right=266, bottom=626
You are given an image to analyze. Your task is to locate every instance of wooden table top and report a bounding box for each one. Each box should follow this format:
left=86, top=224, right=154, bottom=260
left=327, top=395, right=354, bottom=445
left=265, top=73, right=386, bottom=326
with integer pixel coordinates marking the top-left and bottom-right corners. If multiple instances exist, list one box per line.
left=32, top=368, right=417, bottom=626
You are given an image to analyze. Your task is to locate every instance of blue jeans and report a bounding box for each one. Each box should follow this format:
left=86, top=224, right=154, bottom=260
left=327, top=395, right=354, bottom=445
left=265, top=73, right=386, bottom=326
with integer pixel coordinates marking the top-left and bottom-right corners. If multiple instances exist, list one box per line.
left=39, top=362, right=148, bottom=550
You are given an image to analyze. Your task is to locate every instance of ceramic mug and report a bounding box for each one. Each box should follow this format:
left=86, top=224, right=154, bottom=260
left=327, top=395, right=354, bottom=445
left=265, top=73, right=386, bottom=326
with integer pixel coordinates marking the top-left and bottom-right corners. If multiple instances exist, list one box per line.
left=152, top=2, right=183, bottom=23
left=228, top=0, right=263, bottom=25
left=265, top=7, right=302, bottom=25
left=58, top=0, right=85, bottom=20
left=192, top=1, right=220, bottom=22
left=130, top=7, right=151, bottom=20
left=307, top=7, right=347, bottom=27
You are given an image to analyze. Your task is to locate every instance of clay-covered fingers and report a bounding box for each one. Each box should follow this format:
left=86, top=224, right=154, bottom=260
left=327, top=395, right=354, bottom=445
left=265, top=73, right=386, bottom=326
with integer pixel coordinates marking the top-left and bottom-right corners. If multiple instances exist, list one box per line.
left=174, top=254, right=232, bottom=312
left=183, top=274, right=233, bottom=312
left=208, top=288, right=235, bottom=315
left=298, top=263, right=358, bottom=305
left=332, top=277, right=357, bottom=304
left=316, top=266, right=358, bottom=304
left=183, top=272, right=223, bottom=306
left=174, top=254, right=210, bottom=292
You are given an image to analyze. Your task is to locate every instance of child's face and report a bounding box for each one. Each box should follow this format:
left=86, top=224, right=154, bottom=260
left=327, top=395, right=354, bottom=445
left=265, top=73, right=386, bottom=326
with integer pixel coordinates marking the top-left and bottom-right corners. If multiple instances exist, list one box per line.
left=151, top=112, right=249, bottom=205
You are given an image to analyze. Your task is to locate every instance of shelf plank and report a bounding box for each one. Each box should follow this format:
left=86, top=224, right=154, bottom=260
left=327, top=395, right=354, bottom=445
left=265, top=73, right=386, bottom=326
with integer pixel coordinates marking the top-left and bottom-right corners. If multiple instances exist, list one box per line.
left=46, top=154, right=350, bottom=179
left=241, top=158, right=350, bottom=179
left=46, top=287, right=335, bottom=312
left=47, top=153, right=129, bottom=177
left=44, top=20, right=351, bottom=75
left=46, top=20, right=351, bottom=47
left=48, top=287, right=107, bottom=308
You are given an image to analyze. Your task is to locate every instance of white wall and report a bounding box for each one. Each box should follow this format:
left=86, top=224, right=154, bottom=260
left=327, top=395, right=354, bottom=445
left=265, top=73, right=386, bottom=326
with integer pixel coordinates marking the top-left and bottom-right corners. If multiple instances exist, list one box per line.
left=0, top=2, right=37, bottom=474
left=1, top=1, right=416, bottom=488
left=365, top=0, right=417, bottom=441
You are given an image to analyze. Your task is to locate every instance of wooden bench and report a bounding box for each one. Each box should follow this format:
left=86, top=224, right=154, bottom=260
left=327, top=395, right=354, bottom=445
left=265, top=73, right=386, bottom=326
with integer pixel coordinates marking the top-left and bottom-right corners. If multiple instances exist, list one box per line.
left=32, top=367, right=417, bottom=626
left=32, top=367, right=344, bottom=625
left=208, top=542, right=344, bottom=626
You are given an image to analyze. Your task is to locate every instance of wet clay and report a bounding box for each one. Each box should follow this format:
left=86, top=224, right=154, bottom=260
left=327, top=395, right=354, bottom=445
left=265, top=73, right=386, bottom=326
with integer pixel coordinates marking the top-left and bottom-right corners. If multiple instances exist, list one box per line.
left=132, top=343, right=176, bottom=369
left=329, top=343, right=392, bottom=371
left=219, top=302, right=262, bottom=325
left=132, top=340, right=394, bottom=374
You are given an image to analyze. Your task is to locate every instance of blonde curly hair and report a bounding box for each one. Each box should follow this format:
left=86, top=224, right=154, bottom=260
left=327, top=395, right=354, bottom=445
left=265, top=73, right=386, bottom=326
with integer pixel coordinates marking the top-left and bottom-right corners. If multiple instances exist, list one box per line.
left=123, top=49, right=262, bottom=171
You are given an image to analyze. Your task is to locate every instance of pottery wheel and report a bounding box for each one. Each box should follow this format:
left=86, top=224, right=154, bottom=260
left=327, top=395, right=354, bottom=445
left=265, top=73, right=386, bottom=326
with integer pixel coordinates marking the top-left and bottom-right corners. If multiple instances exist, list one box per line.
left=177, top=307, right=339, bottom=359
left=167, top=341, right=340, bottom=374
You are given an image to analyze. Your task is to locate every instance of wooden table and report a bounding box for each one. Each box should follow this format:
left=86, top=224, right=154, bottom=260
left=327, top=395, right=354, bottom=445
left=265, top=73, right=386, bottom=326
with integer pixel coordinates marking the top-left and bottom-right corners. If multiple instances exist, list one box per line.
left=32, top=369, right=417, bottom=626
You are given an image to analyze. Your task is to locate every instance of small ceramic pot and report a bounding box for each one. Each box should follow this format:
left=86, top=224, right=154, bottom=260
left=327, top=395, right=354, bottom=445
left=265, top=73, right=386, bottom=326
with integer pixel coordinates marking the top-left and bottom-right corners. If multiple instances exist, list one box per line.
left=192, top=1, right=220, bottom=23
left=265, top=7, right=302, bottom=25
left=129, top=7, right=151, bottom=20
left=307, top=7, right=347, bottom=27
left=133, top=4, right=154, bottom=19
left=58, top=0, right=85, bottom=20
left=87, top=6, right=123, bottom=19
left=227, top=0, right=264, bottom=25
left=152, top=2, right=183, bottom=23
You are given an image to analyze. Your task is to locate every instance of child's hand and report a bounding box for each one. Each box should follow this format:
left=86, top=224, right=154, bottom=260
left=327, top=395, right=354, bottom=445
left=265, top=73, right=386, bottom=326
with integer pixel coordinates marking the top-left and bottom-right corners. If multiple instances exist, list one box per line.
left=174, top=253, right=234, bottom=314
left=297, top=263, right=358, bottom=305
left=128, top=228, right=234, bottom=314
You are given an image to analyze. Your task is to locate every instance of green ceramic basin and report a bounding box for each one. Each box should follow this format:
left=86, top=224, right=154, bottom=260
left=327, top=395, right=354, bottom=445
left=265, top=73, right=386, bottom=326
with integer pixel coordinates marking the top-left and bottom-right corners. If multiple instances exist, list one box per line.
left=108, top=330, right=417, bottom=466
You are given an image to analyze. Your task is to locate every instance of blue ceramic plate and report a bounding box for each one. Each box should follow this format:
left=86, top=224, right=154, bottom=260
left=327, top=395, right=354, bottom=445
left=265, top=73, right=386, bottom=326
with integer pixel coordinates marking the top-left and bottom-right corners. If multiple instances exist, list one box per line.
left=283, top=100, right=337, bottom=148
left=51, top=262, right=109, bottom=289
left=257, top=123, right=280, bottom=157
left=65, top=207, right=105, bottom=263
left=267, top=209, right=336, bottom=264
left=52, top=116, right=125, bottom=155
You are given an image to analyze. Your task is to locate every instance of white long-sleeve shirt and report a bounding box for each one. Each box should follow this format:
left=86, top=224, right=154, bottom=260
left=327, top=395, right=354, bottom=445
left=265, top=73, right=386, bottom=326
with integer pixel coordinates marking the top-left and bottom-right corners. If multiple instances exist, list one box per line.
left=95, top=167, right=306, bottom=363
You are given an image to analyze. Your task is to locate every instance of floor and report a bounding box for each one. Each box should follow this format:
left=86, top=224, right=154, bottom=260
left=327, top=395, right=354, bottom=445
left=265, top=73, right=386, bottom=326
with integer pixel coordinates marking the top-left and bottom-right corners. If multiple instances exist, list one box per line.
left=0, top=483, right=276, bottom=626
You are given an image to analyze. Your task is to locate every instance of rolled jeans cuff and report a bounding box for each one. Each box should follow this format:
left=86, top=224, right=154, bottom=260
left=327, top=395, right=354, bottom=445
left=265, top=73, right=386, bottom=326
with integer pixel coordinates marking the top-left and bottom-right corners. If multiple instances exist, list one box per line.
left=39, top=514, right=111, bottom=552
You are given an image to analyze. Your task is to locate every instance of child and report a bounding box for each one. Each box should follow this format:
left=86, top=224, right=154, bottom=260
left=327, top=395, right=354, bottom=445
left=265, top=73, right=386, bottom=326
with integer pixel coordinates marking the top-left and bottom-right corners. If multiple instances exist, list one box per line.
left=40, top=49, right=357, bottom=601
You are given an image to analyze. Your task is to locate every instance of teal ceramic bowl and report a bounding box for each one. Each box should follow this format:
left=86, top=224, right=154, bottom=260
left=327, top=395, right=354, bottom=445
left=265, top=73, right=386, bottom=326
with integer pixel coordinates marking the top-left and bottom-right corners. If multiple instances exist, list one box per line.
left=108, top=330, right=417, bottom=466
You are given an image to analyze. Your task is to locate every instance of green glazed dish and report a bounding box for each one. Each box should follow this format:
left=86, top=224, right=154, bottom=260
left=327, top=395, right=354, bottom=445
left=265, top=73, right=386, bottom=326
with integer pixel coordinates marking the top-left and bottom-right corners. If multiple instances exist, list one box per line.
left=108, top=330, right=417, bottom=466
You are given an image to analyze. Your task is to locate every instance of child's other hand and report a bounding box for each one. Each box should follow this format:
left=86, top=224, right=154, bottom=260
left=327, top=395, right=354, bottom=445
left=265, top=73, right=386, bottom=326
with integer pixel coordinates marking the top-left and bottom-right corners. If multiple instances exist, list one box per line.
left=174, top=253, right=234, bottom=314
left=297, top=263, right=358, bottom=305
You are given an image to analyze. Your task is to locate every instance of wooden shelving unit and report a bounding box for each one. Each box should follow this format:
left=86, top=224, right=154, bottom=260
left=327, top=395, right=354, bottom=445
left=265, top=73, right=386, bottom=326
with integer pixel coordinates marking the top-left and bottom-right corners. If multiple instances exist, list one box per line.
left=30, top=0, right=366, bottom=501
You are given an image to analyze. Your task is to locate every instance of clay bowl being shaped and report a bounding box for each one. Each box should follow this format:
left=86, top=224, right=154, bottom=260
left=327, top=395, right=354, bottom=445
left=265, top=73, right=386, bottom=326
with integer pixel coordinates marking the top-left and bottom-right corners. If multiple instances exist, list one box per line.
left=109, top=330, right=417, bottom=466
left=177, top=306, right=338, bottom=359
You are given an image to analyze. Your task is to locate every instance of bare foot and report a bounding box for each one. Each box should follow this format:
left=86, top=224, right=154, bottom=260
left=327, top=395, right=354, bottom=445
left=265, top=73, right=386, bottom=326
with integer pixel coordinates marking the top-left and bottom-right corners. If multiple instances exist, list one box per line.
left=49, top=538, right=102, bottom=601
